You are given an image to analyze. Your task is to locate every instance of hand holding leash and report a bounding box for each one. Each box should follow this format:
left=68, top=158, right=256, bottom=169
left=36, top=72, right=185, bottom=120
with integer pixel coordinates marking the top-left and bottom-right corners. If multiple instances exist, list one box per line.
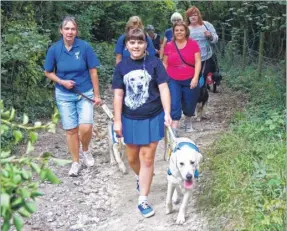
left=167, top=126, right=179, bottom=151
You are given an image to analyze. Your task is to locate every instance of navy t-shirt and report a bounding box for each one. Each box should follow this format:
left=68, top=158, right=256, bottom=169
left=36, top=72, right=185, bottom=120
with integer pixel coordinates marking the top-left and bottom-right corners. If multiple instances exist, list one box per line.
left=114, top=34, right=156, bottom=58
left=112, top=55, right=169, bottom=119
left=44, top=38, right=100, bottom=93
left=165, top=28, right=173, bottom=42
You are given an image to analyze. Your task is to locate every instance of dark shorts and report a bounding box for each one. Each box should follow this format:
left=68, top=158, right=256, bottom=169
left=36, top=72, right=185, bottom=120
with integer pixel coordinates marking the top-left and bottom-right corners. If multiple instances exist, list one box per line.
left=168, top=78, right=200, bottom=120
left=122, top=111, right=164, bottom=145
left=201, top=56, right=216, bottom=78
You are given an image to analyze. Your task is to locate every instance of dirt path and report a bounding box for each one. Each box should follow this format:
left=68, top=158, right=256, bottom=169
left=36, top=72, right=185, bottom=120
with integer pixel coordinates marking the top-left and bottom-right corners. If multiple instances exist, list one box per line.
left=23, top=85, right=243, bottom=231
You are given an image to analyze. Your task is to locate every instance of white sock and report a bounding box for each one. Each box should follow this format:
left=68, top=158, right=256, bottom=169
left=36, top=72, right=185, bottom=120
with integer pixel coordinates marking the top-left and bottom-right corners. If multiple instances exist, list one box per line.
left=138, top=196, right=148, bottom=205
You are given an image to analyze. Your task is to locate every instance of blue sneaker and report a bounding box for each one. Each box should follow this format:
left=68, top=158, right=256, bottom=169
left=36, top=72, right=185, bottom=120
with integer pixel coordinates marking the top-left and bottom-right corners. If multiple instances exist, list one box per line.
left=138, top=201, right=155, bottom=218
left=136, top=179, right=140, bottom=194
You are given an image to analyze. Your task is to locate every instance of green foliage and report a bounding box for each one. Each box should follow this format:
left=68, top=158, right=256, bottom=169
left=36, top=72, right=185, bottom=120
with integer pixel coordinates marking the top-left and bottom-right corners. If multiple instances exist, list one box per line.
left=200, top=57, right=286, bottom=230
left=0, top=101, right=71, bottom=231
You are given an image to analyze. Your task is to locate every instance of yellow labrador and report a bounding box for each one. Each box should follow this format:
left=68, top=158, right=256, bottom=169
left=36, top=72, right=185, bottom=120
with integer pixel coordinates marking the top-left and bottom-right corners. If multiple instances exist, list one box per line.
left=165, top=133, right=202, bottom=224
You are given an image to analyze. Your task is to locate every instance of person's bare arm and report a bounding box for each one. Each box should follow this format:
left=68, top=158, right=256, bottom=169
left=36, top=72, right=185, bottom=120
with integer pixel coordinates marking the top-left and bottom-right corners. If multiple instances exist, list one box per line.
left=190, top=52, right=202, bottom=89
left=113, top=89, right=124, bottom=137
left=89, top=68, right=102, bottom=105
left=162, top=55, right=168, bottom=69
left=44, top=71, right=75, bottom=89
left=158, top=82, right=172, bottom=126
left=159, top=37, right=167, bottom=60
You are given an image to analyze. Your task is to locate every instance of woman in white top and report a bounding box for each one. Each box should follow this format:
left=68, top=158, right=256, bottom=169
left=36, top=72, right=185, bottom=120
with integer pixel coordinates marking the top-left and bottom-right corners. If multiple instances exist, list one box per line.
left=186, top=6, right=218, bottom=80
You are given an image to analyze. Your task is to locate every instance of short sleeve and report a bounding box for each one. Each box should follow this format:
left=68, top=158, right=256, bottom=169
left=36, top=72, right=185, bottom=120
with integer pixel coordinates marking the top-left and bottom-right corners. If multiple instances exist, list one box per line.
left=44, top=46, right=56, bottom=72
left=164, top=42, right=171, bottom=56
left=112, top=64, right=124, bottom=89
left=146, top=36, right=156, bottom=56
left=191, top=40, right=200, bottom=53
left=155, top=59, right=169, bottom=85
left=114, top=35, right=125, bottom=55
left=86, top=42, right=100, bottom=69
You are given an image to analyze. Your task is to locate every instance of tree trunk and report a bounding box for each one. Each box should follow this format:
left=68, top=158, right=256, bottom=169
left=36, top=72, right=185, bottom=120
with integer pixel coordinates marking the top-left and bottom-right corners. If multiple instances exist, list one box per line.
left=257, top=32, right=265, bottom=78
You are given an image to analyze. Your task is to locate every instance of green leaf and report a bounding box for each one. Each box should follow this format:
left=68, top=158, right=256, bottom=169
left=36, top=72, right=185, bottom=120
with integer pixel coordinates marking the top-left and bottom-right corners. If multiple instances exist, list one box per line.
left=47, top=123, right=56, bottom=133
left=1, top=150, right=11, bottom=158
left=13, top=214, right=24, bottom=231
left=22, top=113, right=29, bottom=125
left=46, top=169, right=61, bottom=184
left=24, top=201, right=37, bottom=213
left=21, top=169, right=31, bottom=180
left=1, top=193, right=10, bottom=208
left=30, top=162, right=40, bottom=174
left=1, top=220, right=11, bottom=231
left=13, top=130, right=23, bottom=144
left=29, top=131, right=38, bottom=144
left=1, top=124, right=9, bottom=135
left=8, top=108, right=16, bottom=121
left=26, top=141, right=34, bottom=154
left=42, top=152, right=52, bottom=159
left=19, top=188, right=30, bottom=199
left=31, top=191, right=44, bottom=198
left=1, top=156, right=15, bottom=164
left=12, top=174, right=22, bottom=184
left=40, top=169, right=47, bottom=181
left=18, top=207, right=31, bottom=218
left=52, top=158, right=72, bottom=166
left=11, top=198, right=23, bottom=209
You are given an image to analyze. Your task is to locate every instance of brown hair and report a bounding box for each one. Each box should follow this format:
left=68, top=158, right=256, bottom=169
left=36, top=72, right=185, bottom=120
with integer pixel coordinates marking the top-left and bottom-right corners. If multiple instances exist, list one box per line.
left=125, top=16, right=144, bottom=34
left=59, top=16, right=79, bottom=36
left=126, top=28, right=147, bottom=42
left=172, top=21, right=190, bottom=41
left=186, top=6, right=203, bottom=25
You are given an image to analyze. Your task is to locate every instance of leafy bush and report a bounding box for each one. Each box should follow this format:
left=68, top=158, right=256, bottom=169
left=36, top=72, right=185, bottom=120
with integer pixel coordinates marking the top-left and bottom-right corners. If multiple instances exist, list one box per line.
left=1, top=101, right=71, bottom=231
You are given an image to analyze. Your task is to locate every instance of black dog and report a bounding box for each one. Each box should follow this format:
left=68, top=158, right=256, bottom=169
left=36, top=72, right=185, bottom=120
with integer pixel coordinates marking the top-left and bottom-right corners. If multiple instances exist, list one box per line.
left=196, top=85, right=209, bottom=121
left=211, top=71, right=223, bottom=93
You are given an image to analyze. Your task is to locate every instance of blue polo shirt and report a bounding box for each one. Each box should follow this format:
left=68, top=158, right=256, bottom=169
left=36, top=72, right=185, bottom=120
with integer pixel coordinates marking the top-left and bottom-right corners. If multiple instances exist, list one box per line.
left=44, top=38, right=100, bottom=93
left=114, top=34, right=156, bottom=58
left=165, top=28, right=173, bottom=42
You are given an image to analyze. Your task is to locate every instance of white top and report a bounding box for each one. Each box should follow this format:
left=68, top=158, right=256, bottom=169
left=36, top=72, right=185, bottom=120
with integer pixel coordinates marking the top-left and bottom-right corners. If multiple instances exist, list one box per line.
left=189, top=21, right=218, bottom=61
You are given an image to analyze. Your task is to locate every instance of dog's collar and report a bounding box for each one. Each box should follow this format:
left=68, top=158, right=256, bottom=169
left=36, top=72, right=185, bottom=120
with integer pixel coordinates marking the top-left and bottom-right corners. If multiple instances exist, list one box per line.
left=173, top=142, right=199, bottom=153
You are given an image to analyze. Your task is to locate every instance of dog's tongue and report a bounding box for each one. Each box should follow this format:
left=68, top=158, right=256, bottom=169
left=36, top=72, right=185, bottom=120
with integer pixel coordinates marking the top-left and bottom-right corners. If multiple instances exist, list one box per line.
left=184, top=180, right=193, bottom=189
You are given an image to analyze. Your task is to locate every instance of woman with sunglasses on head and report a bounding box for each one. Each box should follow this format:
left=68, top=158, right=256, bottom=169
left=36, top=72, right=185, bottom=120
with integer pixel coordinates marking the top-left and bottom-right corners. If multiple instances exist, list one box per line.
left=159, top=12, right=183, bottom=60
left=112, top=28, right=172, bottom=218
left=114, top=16, right=156, bottom=64
left=163, top=21, right=201, bottom=135
left=44, top=16, right=102, bottom=177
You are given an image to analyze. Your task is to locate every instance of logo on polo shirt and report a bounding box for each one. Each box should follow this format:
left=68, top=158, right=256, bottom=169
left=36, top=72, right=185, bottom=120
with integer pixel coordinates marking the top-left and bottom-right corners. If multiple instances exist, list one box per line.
left=75, top=51, right=80, bottom=59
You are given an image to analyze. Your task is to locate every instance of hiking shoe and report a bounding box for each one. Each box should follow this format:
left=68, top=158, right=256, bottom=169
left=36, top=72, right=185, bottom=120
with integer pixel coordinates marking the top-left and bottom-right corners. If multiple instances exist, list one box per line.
left=136, top=179, right=140, bottom=194
left=82, top=150, right=95, bottom=167
left=138, top=201, right=155, bottom=218
left=69, top=162, right=81, bottom=177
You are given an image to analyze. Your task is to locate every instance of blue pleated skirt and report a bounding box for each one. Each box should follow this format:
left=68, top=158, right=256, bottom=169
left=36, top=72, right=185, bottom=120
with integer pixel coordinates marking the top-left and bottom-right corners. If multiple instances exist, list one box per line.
left=122, top=111, right=164, bottom=145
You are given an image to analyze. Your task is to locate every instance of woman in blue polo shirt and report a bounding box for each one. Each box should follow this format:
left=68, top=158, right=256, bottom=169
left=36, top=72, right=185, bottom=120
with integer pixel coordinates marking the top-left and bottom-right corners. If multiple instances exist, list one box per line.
left=44, top=16, right=102, bottom=177
left=113, top=28, right=172, bottom=218
left=114, top=16, right=156, bottom=64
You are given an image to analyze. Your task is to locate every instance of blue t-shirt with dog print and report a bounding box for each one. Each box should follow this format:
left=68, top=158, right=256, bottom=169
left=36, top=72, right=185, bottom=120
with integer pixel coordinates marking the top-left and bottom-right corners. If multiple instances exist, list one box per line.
left=112, top=55, right=169, bottom=119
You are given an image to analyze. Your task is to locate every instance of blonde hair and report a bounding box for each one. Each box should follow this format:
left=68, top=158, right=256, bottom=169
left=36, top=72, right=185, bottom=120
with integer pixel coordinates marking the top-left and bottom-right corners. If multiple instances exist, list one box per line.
left=59, top=16, right=79, bottom=36
left=125, top=16, right=144, bottom=33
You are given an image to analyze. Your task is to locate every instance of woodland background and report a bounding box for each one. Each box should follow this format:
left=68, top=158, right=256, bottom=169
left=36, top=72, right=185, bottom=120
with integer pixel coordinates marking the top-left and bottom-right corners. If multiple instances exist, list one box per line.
left=1, top=1, right=286, bottom=231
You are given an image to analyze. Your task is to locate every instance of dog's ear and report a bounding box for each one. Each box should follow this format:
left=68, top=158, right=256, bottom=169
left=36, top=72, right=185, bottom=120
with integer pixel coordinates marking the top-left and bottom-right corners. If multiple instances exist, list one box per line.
left=196, top=152, right=203, bottom=164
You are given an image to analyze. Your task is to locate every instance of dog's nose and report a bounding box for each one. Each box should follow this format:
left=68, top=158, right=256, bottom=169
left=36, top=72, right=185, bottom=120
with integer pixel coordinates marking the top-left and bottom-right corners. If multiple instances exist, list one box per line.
left=138, top=85, right=143, bottom=90
left=186, top=173, right=193, bottom=181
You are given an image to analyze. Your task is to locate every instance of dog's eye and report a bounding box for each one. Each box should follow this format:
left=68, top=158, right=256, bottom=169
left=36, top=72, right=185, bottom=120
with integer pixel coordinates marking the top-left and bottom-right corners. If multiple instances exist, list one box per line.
left=179, top=162, right=184, bottom=166
left=190, top=161, right=195, bottom=165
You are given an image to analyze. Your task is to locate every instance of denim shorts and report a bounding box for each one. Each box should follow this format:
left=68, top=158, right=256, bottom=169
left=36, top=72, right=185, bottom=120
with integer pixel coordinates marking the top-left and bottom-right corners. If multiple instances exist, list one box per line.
left=55, top=88, right=94, bottom=130
left=168, top=78, right=200, bottom=120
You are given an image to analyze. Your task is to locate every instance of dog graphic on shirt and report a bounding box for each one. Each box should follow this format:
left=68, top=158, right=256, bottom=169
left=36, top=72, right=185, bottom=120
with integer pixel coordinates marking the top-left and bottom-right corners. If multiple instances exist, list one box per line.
left=123, top=69, right=152, bottom=110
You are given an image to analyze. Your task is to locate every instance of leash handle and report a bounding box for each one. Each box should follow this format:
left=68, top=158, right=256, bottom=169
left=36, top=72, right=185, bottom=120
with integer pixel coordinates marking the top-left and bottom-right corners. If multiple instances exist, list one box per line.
left=167, top=126, right=179, bottom=151
left=72, top=88, right=114, bottom=121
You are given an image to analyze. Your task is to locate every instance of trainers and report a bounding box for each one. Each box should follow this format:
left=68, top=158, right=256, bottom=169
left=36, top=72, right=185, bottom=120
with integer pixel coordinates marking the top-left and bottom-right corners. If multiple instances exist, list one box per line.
left=138, top=201, right=155, bottom=218
left=136, top=179, right=140, bottom=194
left=69, top=162, right=81, bottom=177
left=82, top=150, right=95, bottom=167
left=182, top=117, right=194, bottom=133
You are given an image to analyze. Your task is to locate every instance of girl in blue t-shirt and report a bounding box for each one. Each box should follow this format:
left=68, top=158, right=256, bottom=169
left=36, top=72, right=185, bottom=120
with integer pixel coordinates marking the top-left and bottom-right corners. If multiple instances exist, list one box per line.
left=114, top=16, right=156, bottom=64
left=44, top=16, right=102, bottom=177
left=112, top=28, right=172, bottom=218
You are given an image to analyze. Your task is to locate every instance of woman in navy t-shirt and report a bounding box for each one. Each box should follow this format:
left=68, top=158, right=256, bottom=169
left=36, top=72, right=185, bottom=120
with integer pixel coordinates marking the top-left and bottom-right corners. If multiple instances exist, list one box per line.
left=112, top=28, right=172, bottom=218
left=114, top=16, right=156, bottom=64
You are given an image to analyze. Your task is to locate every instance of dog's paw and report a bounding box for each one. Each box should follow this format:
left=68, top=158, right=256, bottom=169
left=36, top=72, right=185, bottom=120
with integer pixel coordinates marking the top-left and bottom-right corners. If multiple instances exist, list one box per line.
left=176, top=213, right=186, bottom=224
left=165, top=203, right=173, bottom=214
